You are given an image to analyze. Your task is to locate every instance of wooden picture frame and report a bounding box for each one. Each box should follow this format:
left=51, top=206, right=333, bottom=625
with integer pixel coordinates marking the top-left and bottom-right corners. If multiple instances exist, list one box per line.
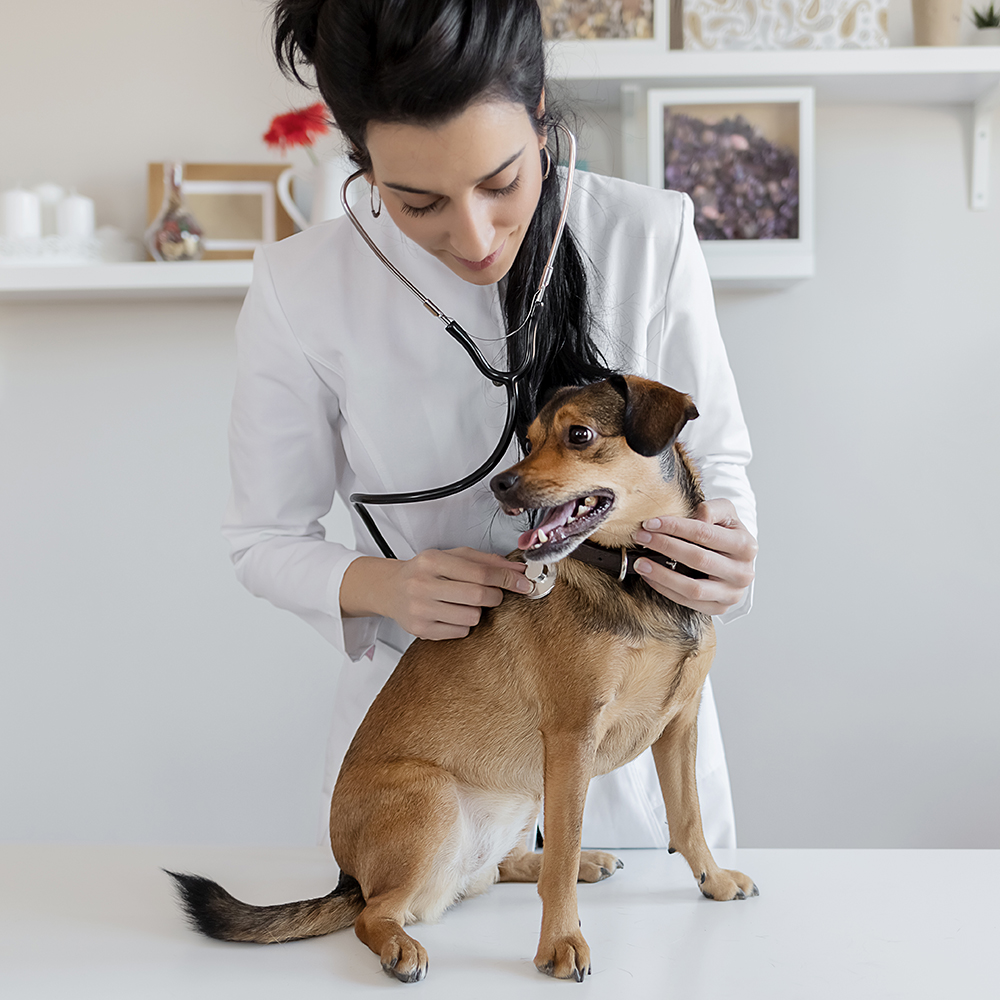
left=540, top=0, right=668, bottom=48
left=647, top=86, right=815, bottom=282
left=147, top=163, right=296, bottom=261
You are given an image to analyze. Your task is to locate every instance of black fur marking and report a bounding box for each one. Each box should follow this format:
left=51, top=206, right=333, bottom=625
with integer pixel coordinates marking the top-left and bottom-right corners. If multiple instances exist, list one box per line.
left=165, top=871, right=246, bottom=941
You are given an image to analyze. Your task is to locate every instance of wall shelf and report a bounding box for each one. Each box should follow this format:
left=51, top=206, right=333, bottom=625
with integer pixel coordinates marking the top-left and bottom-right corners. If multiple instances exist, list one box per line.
left=548, top=45, right=1000, bottom=104
left=549, top=45, right=1000, bottom=212
left=0, top=261, right=253, bottom=302
left=3, top=50, right=997, bottom=300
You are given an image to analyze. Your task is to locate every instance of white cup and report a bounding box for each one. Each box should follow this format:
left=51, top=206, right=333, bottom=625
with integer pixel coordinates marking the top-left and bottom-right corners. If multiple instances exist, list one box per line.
left=57, top=192, right=96, bottom=239
left=33, top=183, right=66, bottom=237
left=2, top=187, right=42, bottom=239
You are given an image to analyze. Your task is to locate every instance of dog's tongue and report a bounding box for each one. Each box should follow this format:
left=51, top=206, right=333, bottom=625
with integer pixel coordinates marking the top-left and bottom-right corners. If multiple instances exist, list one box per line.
left=517, top=499, right=577, bottom=550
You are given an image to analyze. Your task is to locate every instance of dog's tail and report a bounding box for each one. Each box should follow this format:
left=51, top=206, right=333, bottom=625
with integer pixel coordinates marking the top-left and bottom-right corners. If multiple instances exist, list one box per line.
left=165, top=869, right=364, bottom=944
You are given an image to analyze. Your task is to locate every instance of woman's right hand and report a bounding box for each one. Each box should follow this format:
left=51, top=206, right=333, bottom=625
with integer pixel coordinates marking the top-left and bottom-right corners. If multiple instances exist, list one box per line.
left=340, top=547, right=532, bottom=640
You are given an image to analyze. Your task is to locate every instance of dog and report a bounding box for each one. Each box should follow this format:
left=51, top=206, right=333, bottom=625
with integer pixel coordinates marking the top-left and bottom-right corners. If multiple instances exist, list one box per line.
left=168, top=374, right=757, bottom=982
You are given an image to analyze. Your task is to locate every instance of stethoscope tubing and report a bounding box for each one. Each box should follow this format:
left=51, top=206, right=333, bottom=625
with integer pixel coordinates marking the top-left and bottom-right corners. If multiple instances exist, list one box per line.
left=338, top=127, right=577, bottom=559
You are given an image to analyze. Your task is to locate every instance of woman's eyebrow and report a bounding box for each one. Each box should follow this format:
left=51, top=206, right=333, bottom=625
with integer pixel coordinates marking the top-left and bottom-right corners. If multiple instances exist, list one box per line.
left=382, top=147, right=527, bottom=195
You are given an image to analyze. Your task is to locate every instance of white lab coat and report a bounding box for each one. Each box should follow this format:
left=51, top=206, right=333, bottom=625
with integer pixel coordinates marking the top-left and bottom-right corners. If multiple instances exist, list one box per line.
left=224, top=169, right=756, bottom=850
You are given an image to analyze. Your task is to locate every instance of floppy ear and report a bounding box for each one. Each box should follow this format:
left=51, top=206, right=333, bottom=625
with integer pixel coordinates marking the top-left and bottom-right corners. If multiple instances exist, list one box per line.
left=607, top=374, right=699, bottom=457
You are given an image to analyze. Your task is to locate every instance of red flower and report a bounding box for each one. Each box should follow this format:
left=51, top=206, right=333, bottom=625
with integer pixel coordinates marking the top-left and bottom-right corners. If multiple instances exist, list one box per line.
left=263, top=102, right=331, bottom=151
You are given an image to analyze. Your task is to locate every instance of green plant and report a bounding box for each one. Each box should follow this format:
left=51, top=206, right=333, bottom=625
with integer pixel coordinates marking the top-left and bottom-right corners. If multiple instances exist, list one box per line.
left=971, top=3, right=1000, bottom=27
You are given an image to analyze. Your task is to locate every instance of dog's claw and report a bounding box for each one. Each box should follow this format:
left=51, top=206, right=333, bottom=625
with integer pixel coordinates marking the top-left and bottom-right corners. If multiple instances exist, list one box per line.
left=751, top=883, right=760, bottom=896
left=599, top=866, right=611, bottom=879
left=701, top=890, right=714, bottom=899
left=615, top=858, right=624, bottom=869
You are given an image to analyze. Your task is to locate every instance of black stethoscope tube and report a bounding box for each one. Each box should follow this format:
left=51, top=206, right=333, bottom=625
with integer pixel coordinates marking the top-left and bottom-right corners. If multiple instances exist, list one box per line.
left=339, top=128, right=577, bottom=559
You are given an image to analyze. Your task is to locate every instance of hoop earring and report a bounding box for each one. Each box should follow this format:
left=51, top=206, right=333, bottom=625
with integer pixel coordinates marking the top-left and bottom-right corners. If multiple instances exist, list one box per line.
left=370, top=182, right=382, bottom=218
left=541, top=147, right=552, bottom=181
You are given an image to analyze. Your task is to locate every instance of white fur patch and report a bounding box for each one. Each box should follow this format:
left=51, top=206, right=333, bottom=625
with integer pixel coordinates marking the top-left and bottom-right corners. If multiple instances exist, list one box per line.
left=407, top=787, right=539, bottom=924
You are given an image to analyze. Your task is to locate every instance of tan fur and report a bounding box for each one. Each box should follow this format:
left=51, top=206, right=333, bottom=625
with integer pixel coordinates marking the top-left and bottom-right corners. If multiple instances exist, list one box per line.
left=170, top=376, right=756, bottom=983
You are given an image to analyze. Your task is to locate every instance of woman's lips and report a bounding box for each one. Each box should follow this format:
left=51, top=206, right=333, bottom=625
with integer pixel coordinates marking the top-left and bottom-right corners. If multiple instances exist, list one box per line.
left=452, top=240, right=506, bottom=271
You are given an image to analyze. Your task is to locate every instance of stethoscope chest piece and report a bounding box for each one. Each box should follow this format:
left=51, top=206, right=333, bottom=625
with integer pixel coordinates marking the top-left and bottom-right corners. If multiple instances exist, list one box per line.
left=524, top=560, right=556, bottom=599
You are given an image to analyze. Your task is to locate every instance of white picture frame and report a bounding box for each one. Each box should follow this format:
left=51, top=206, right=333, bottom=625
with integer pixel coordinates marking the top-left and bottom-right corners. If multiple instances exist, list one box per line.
left=647, top=86, right=815, bottom=283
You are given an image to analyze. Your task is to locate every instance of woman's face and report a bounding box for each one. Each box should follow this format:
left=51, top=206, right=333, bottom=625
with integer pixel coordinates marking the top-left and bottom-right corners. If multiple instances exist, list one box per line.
left=364, top=99, right=548, bottom=286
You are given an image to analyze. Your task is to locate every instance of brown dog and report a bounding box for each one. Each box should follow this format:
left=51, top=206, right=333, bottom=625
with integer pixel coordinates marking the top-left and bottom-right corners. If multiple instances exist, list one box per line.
left=168, top=375, right=756, bottom=981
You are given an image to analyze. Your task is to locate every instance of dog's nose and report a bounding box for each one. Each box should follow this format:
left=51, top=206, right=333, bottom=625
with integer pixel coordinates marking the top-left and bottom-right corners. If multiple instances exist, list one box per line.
left=490, top=470, right=520, bottom=498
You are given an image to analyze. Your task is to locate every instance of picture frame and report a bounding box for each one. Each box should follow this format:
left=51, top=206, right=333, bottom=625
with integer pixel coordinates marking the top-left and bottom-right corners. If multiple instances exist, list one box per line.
left=147, top=163, right=297, bottom=261
left=540, top=0, right=668, bottom=48
left=646, top=87, right=815, bottom=283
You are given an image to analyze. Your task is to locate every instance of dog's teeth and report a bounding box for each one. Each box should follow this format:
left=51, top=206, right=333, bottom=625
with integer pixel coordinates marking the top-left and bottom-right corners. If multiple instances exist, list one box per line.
left=584, top=496, right=598, bottom=507
left=537, top=529, right=548, bottom=543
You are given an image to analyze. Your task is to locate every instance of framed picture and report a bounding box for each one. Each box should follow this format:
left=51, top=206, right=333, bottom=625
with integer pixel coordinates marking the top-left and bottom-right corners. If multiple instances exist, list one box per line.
left=540, top=0, right=668, bottom=46
left=646, top=87, right=815, bottom=282
left=147, top=163, right=297, bottom=261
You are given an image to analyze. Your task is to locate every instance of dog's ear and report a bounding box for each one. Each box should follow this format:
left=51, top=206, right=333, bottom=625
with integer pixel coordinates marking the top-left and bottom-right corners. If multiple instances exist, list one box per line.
left=607, top=374, right=699, bottom=456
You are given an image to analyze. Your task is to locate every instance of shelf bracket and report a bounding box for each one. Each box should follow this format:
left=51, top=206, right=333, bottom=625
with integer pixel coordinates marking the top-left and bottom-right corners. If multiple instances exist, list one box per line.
left=972, top=82, right=1000, bottom=212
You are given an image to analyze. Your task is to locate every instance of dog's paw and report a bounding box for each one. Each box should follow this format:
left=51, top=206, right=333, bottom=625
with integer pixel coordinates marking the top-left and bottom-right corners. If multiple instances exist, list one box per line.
left=380, top=931, right=429, bottom=983
left=578, top=850, right=624, bottom=883
left=535, top=930, right=591, bottom=982
left=698, top=868, right=758, bottom=901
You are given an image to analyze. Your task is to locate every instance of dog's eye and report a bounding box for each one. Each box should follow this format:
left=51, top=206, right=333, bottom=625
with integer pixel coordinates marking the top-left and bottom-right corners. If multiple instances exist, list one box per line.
left=567, top=425, right=596, bottom=447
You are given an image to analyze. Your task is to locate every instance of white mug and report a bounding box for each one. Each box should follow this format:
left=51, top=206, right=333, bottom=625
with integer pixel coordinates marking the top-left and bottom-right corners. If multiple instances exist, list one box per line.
left=2, top=187, right=42, bottom=240
left=276, top=156, right=353, bottom=230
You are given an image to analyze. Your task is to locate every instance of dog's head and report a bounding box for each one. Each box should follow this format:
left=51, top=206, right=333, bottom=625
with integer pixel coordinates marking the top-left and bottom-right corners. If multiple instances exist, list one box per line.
left=490, top=375, right=700, bottom=562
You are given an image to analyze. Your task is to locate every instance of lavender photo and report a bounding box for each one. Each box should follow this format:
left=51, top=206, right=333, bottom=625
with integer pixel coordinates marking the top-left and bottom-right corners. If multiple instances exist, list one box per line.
left=662, top=107, right=800, bottom=241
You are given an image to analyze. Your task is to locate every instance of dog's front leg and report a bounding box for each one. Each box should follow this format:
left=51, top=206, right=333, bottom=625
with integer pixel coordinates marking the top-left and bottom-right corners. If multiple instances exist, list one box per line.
left=651, top=696, right=758, bottom=903
left=535, top=728, right=595, bottom=982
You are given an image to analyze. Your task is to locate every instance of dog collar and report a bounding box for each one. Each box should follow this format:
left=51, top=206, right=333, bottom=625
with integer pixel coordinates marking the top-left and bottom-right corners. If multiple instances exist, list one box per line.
left=569, top=541, right=706, bottom=583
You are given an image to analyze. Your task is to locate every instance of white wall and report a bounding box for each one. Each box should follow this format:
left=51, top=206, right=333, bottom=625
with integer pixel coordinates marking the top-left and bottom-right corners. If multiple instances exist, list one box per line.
left=1, top=1, right=998, bottom=848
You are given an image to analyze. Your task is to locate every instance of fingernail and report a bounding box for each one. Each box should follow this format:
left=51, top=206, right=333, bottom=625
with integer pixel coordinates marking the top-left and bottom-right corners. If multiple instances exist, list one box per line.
left=515, top=578, right=532, bottom=593
left=643, top=518, right=662, bottom=530
left=635, top=530, right=652, bottom=544
left=635, top=559, right=652, bottom=574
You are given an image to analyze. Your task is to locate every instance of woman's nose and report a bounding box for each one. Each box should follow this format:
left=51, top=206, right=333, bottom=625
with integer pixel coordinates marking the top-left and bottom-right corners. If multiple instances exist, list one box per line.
left=449, top=199, right=495, bottom=262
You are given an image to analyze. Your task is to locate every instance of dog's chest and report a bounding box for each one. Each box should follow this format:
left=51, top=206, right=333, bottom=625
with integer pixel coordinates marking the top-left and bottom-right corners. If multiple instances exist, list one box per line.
left=589, top=643, right=691, bottom=775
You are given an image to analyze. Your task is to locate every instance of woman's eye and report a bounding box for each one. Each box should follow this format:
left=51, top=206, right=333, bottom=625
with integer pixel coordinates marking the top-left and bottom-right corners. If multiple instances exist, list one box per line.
left=484, top=174, right=521, bottom=199
left=567, top=426, right=595, bottom=447
left=400, top=199, right=441, bottom=218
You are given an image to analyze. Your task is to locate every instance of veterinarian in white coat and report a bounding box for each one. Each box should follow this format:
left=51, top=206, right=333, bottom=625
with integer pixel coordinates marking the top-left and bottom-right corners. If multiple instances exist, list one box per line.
left=225, top=0, right=757, bottom=853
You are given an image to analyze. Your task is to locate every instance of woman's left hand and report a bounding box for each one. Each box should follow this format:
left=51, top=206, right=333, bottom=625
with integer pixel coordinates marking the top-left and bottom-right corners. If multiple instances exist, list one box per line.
left=633, top=498, right=757, bottom=616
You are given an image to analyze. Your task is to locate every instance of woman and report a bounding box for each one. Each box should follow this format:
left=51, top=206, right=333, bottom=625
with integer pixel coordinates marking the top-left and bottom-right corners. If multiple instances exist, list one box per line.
left=224, top=0, right=757, bottom=850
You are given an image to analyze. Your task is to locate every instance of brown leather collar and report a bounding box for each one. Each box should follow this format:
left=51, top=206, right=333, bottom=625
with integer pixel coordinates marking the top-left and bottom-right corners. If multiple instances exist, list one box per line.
left=568, top=540, right=706, bottom=582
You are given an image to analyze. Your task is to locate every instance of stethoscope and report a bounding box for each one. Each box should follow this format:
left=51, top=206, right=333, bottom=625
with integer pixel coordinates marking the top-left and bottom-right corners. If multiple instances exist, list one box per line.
left=339, top=125, right=577, bottom=561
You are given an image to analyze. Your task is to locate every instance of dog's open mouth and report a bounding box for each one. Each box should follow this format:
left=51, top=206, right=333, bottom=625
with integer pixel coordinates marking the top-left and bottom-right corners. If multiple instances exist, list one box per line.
left=508, top=490, right=614, bottom=561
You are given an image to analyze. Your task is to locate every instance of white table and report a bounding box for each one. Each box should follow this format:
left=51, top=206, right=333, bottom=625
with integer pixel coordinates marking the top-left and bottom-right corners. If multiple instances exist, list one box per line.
left=1, top=845, right=995, bottom=998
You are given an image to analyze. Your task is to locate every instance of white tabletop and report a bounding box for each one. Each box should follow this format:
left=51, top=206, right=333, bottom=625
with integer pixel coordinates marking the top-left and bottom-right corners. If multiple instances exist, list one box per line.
left=1, top=845, right=996, bottom=999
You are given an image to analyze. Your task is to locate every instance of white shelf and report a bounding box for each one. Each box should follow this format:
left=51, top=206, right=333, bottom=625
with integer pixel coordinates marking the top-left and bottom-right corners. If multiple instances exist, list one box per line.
left=548, top=45, right=1000, bottom=105
left=4, top=49, right=998, bottom=299
left=0, top=260, right=253, bottom=301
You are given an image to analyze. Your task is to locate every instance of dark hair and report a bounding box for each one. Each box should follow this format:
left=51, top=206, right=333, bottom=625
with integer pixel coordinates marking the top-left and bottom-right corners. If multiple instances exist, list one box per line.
left=271, top=0, right=615, bottom=446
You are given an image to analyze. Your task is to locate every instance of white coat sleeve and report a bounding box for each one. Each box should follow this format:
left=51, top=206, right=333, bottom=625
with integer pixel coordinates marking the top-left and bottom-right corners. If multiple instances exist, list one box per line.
left=647, top=193, right=757, bottom=625
left=222, top=248, right=381, bottom=659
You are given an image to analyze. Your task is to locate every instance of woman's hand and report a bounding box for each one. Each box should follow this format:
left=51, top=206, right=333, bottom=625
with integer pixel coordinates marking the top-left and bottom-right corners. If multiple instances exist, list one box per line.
left=632, top=499, right=757, bottom=617
left=341, top=547, right=532, bottom=641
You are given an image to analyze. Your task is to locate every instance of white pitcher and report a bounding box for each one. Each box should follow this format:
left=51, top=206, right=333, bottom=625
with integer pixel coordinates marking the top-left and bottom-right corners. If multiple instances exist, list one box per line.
left=277, top=156, right=354, bottom=230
